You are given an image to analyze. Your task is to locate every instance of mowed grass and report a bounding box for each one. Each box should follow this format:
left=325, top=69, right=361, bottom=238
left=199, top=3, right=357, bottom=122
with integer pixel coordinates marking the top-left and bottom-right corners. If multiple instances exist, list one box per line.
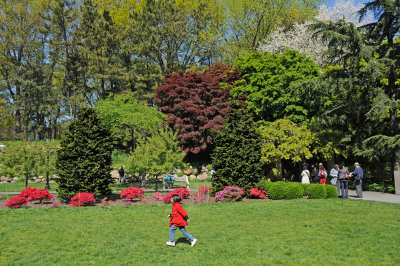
left=1, top=199, right=399, bottom=265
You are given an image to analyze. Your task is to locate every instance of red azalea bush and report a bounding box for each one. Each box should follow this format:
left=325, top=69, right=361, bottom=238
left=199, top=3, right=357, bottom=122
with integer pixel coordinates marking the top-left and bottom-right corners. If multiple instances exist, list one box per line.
left=153, top=192, right=163, bottom=201
left=162, top=188, right=190, bottom=204
left=172, top=188, right=190, bottom=199
left=163, top=192, right=174, bottom=203
left=70, top=192, right=95, bottom=207
left=5, top=195, right=29, bottom=208
left=19, top=186, right=38, bottom=200
left=120, top=187, right=145, bottom=201
left=214, top=186, right=245, bottom=202
left=30, top=189, right=54, bottom=203
left=250, top=188, right=268, bottom=199
left=19, top=186, right=53, bottom=203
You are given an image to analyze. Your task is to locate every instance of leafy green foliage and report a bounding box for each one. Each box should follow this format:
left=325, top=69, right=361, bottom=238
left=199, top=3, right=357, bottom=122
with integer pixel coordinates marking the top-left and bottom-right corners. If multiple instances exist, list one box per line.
left=56, top=108, right=113, bottom=200
left=211, top=102, right=263, bottom=192
left=0, top=141, right=58, bottom=187
left=256, top=179, right=273, bottom=194
left=259, top=119, right=313, bottom=179
left=325, top=185, right=338, bottom=198
left=284, top=182, right=304, bottom=199
left=307, top=184, right=327, bottom=199
left=260, top=119, right=313, bottom=164
left=95, top=92, right=166, bottom=151
left=232, top=50, right=320, bottom=124
left=127, top=127, right=186, bottom=190
left=310, top=3, right=400, bottom=180
left=268, top=181, right=287, bottom=200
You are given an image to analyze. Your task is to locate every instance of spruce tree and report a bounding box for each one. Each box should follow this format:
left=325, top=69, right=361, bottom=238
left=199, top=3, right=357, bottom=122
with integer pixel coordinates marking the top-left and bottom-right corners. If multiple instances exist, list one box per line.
left=56, top=108, right=113, bottom=200
left=211, top=101, right=263, bottom=192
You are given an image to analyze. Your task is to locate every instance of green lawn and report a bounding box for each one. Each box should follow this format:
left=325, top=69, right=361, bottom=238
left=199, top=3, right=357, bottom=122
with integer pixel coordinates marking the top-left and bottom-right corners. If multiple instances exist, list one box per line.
left=0, top=182, right=59, bottom=193
left=1, top=199, right=399, bottom=265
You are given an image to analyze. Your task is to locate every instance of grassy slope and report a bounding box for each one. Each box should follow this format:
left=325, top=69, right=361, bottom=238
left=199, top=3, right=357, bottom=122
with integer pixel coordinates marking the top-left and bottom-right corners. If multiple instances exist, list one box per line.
left=1, top=199, right=399, bottom=265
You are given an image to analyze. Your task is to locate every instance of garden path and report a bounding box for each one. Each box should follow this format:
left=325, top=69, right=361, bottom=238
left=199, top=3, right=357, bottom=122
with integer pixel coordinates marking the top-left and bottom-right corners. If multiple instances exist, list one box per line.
left=348, top=190, right=400, bottom=204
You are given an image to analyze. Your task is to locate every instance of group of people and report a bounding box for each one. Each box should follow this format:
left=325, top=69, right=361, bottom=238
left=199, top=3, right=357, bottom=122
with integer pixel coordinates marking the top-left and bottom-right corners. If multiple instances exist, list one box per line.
left=301, top=162, right=364, bottom=198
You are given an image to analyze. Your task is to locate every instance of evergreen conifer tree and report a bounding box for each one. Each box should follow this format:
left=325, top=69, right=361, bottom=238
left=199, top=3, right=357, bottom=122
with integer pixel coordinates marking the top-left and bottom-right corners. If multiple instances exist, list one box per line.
left=56, top=108, right=113, bottom=200
left=211, top=101, right=263, bottom=192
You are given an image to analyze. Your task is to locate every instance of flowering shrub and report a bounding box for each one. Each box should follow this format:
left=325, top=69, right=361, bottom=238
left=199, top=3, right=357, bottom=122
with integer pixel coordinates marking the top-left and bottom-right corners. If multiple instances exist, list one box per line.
left=19, top=186, right=37, bottom=200
left=5, top=195, right=29, bottom=208
left=172, top=188, right=190, bottom=199
left=163, top=192, right=174, bottom=203
left=250, top=188, right=268, bottom=199
left=31, top=189, right=54, bottom=203
left=70, top=192, right=95, bottom=207
left=152, top=192, right=163, bottom=201
left=192, top=186, right=211, bottom=202
left=214, top=186, right=245, bottom=202
left=17, top=186, right=53, bottom=203
left=163, top=188, right=191, bottom=203
left=120, top=187, right=145, bottom=201
left=124, top=201, right=133, bottom=205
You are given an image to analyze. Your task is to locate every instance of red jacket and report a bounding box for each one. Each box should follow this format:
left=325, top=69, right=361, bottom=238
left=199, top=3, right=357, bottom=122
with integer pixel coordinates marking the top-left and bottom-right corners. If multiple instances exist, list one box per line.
left=169, top=202, right=189, bottom=227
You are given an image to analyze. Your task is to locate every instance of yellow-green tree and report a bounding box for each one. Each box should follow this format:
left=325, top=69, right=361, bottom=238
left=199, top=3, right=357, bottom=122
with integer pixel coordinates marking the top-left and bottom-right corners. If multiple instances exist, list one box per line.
left=259, top=119, right=313, bottom=179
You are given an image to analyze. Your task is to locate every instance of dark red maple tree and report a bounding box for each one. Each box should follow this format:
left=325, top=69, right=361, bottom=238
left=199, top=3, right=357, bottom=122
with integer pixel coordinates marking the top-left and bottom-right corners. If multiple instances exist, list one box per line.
left=155, top=64, right=241, bottom=157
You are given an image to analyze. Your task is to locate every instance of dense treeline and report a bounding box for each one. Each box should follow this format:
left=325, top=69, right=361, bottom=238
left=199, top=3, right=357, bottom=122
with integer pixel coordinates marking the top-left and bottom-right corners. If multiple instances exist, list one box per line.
left=0, top=0, right=318, bottom=141
left=0, top=0, right=399, bottom=186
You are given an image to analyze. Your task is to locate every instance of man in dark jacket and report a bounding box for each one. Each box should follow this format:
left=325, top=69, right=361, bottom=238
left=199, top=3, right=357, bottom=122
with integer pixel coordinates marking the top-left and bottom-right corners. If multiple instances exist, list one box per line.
left=351, top=162, right=363, bottom=198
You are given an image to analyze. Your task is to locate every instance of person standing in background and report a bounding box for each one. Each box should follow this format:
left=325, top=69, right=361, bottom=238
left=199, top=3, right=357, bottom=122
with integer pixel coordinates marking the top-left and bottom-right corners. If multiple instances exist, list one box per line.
left=311, top=165, right=319, bottom=184
left=318, top=163, right=328, bottom=185
left=351, top=162, right=364, bottom=198
left=337, top=164, right=349, bottom=199
left=330, top=164, right=339, bottom=196
left=301, top=165, right=310, bottom=184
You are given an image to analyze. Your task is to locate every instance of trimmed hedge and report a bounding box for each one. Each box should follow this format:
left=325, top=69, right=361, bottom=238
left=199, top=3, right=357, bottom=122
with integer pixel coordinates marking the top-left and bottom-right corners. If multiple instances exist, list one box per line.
left=301, top=183, right=311, bottom=196
left=284, top=183, right=304, bottom=199
left=308, top=184, right=327, bottom=199
left=325, top=185, right=338, bottom=198
left=252, top=182, right=338, bottom=200
left=268, top=181, right=286, bottom=200
left=256, top=179, right=273, bottom=194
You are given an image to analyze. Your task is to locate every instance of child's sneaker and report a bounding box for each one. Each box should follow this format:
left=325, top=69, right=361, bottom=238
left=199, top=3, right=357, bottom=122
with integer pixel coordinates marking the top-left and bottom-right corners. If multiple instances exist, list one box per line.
left=191, top=239, right=197, bottom=247
left=166, top=241, right=175, bottom=247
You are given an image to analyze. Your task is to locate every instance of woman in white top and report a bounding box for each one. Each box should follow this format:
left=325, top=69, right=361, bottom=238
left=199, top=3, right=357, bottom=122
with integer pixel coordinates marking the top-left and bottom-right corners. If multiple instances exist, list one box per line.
left=301, top=165, right=310, bottom=184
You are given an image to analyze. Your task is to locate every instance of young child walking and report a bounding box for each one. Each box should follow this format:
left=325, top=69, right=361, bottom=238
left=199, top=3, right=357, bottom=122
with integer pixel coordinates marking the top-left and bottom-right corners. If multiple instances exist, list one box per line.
left=166, top=194, right=197, bottom=247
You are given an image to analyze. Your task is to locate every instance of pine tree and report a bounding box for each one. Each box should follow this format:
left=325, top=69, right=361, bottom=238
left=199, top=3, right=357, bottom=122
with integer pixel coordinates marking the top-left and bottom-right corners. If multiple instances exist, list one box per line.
left=56, top=108, right=113, bottom=200
left=211, top=101, right=263, bottom=192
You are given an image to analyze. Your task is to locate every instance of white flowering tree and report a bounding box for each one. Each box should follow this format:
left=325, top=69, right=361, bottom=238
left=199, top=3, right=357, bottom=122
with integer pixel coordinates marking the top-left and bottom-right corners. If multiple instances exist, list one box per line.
left=258, top=0, right=374, bottom=66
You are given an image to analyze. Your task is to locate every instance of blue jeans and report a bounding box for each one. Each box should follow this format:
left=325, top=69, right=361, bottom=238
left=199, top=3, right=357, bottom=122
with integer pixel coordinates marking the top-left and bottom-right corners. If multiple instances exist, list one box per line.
left=340, top=179, right=348, bottom=199
left=169, top=225, right=194, bottom=242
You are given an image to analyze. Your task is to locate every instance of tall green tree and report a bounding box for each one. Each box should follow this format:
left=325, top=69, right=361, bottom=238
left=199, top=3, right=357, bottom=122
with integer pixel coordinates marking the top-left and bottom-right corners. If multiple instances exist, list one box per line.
left=309, top=1, right=400, bottom=183
left=56, top=108, right=113, bottom=200
left=211, top=101, right=263, bottom=192
left=0, top=0, right=53, bottom=139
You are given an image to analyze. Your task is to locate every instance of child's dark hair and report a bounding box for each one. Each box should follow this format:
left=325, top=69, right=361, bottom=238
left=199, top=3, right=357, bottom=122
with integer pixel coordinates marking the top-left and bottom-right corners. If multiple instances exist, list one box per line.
left=171, top=194, right=181, bottom=203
